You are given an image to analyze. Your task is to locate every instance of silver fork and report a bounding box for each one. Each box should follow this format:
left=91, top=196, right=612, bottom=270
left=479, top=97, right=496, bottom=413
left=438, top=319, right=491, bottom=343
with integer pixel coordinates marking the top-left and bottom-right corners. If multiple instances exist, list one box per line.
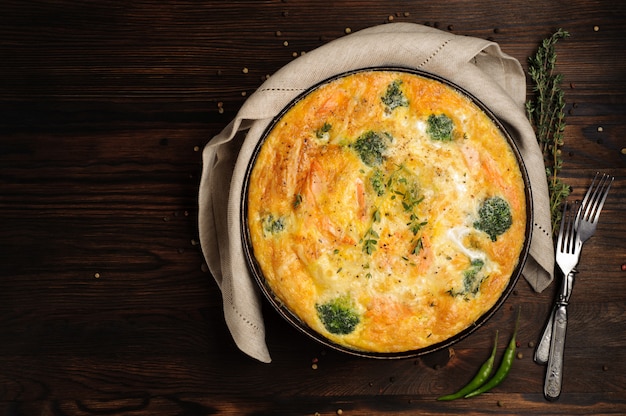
left=543, top=201, right=582, bottom=401
left=535, top=173, right=615, bottom=366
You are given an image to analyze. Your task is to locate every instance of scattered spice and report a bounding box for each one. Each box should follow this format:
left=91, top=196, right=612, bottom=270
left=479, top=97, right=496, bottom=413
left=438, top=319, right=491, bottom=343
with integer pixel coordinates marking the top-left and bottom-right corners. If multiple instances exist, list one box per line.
left=242, top=67, right=249, bottom=74
left=597, top=126, right=604, bottom=132
left=283, top=40, right=289, bottom=47
left=516, top=352, right=523, bottom=360
left=388, top=15, right=394, bottom=22
left=593, top=25, right=600, bottom=32
left=94, top=272, right=100, bottom=279
left=621, top=263, right=626, bottom=271
left=526, top=28, right=571, bottom=235
left=336, top=409, right=343, bottom=415
left=528, top=341, right=535, bottom=348
left=603, top=365, right=609, bottom=371
left=275, top=30, right=282, bottom=37
left=345, top=27, right=352, bottom=34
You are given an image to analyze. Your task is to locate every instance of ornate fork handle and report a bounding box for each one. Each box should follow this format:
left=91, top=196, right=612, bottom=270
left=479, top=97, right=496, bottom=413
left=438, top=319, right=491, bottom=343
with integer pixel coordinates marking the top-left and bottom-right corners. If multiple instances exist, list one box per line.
left=535, top=268, right=577, bottom=365
left=544, top=303, right=568, bottom=400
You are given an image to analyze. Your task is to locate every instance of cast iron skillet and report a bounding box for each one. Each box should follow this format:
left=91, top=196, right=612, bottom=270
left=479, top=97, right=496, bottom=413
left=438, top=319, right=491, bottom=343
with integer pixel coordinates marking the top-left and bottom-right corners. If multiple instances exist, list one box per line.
left=240, top=66, right=533, bottom=359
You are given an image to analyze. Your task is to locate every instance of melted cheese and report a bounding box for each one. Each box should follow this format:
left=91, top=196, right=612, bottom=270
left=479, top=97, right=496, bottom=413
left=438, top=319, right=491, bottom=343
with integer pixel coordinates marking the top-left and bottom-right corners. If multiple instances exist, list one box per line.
left=247, top=70, right=527, bottom=353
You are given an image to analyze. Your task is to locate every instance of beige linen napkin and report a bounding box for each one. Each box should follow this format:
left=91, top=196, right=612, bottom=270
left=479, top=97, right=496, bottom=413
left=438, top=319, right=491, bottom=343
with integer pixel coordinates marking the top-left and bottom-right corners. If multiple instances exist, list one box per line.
left=199, top=23, right=554, bottom=363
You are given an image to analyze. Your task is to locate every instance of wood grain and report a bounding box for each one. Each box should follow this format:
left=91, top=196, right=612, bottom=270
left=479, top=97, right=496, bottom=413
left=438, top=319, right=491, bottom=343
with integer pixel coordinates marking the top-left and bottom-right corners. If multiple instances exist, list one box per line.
left=1, top=0, right=625, bottom=414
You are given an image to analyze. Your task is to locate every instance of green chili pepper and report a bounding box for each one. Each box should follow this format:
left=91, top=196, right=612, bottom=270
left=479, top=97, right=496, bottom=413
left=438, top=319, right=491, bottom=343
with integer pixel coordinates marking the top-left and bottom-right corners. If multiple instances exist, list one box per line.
left=464, top=307, right=521, bottom=398
left=436, top=331, right=499, bottom=401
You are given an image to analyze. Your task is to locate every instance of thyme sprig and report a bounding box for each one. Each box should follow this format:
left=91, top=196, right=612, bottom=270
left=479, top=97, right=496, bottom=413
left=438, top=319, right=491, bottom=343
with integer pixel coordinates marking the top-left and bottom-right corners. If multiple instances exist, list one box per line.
left=526, top=28, right=571, bottom=236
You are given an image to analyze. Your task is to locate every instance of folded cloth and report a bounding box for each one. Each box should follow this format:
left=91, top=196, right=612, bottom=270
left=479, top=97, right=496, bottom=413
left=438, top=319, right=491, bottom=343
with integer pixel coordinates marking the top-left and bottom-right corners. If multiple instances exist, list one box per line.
left=198, top=23, right=554, bottom=363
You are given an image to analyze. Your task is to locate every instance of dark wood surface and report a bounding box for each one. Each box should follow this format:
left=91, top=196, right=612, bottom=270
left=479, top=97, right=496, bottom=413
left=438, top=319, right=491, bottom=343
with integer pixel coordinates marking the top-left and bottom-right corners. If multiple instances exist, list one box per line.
left=1, top=1, right=625, bottom=415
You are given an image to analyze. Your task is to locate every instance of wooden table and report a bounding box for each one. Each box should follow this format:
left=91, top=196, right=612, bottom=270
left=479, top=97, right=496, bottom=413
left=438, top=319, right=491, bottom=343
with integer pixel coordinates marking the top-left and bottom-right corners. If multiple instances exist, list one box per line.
left=1, top=1, right=625, bottom=414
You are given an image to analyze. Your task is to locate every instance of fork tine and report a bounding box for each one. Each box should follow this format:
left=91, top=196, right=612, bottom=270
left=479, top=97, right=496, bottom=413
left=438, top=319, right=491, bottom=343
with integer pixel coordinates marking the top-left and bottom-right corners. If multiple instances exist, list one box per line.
left=576, top=172, right=614, bottom=225
left=556, top=201, right=568, bottom=253
left=565, top=201, right=579, bottom=254
left=576, top=172, right=599, bottom=224
left=589, top=174, right=614, bottom=224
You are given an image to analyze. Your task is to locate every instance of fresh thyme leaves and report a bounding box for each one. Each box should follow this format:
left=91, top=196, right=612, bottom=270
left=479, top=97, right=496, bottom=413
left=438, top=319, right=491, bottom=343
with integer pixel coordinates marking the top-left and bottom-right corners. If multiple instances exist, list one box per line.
left=362, top=210, right=381, bottom=254
left=526, top=28, right=571, bottom=236
left=362, top=228, right=379, bottom=255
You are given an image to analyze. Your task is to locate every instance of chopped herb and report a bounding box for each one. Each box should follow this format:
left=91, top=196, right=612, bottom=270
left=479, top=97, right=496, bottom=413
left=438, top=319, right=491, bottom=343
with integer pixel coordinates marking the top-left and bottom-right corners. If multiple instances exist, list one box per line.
left=363, top=227, right=378, bottom=254
left=412, top=237, right=424, bottom=255
left=315, top=122, right=332, bottom=139
left=409, top=214, right=428, bottom=235
left=363, top=239, right=377, bottom=255
left=293, top=193, right=303, bottom=208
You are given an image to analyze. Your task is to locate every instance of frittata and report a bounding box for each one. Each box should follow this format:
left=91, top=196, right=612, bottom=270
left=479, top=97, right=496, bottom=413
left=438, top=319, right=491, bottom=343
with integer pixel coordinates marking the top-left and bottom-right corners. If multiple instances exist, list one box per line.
left=246, top=69, right=527, bottom=353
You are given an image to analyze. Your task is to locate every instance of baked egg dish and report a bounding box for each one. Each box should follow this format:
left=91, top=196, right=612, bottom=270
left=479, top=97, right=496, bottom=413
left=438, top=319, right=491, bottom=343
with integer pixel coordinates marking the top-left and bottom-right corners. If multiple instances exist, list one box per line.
left=245, top=69, right=528, bottom=354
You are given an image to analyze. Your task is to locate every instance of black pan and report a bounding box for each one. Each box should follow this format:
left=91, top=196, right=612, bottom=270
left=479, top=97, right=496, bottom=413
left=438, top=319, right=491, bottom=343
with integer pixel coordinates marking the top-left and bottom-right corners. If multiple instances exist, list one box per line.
left=241, top=67, right=533, bottom=358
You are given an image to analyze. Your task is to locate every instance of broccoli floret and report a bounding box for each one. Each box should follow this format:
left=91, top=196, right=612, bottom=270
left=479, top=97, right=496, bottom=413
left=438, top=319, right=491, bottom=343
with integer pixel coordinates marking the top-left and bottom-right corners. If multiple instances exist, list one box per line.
left=426, top=113, right=455, bottom=141
left=351, top=131, right=390, bottom=166
left=448, top=258, right=486, bottom=299
left=462, top=258, right=485, bottom=294
left=315, top=296, right=360, bottom=335
left=262, top=214, right=285, bottom=236
left=369, top=168, right=386, bottom=196
left=381, top=80, right=409, bottom=112
left=473, top=196, right=512, bottom=241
